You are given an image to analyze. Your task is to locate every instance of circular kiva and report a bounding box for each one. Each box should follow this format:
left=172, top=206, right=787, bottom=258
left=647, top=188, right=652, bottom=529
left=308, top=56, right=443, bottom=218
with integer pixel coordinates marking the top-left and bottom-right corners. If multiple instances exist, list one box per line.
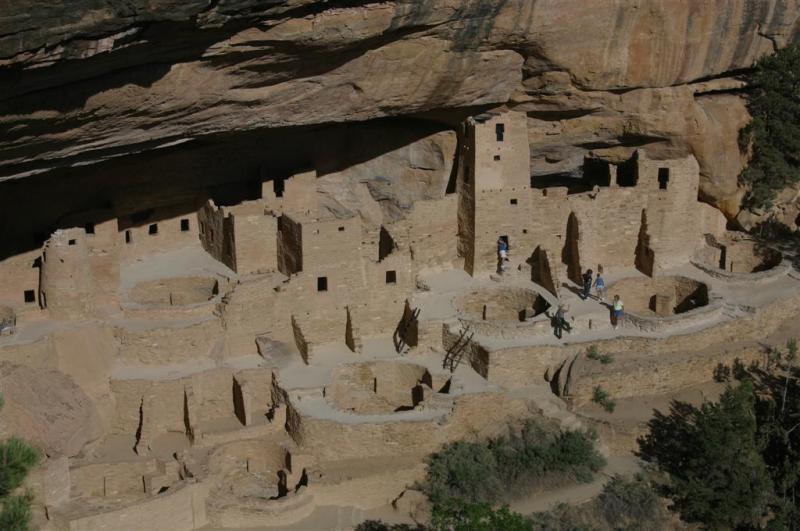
left=606, top=276, right=710, bottom=317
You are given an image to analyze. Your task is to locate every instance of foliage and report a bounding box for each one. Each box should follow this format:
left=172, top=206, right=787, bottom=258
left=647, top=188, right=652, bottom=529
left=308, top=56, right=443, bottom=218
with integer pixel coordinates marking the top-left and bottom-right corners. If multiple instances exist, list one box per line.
left=0, top=493, right=35, bottom=531
left=0, top=396, right=40, bottom=531
left=355, top=521, right=426, bottom=531
left=591, top=386, right=616, bottom=413
left=586, top=345, right=614, bottom=365
left=638, top=339, right=800, bottom=528
left=357, top=500, right=533, bottom=531
left=596, top=474, right=663, bottom=527
left=529, top=474, right=666, bottom=531
left=430, top=499, right=533, bottom=531
left=422, top=420, right=605, bottom=506
left=739, top=44, right=800, bottom=208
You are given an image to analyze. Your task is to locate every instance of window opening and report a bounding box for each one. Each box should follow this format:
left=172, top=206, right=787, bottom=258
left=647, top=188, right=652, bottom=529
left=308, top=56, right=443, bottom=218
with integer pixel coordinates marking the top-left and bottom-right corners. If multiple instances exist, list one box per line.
left=125, top=230, right=132, bottom=244
left=273, top=177, right=285, bottom=198
left=495, top=123, right=505, bottom=142
left=510, top=198, right=518, bottom=205
left=658, top=168, right=670, bottom=190
left=385, top=271, right=397, bottom=284
left=148, top=224, right=158, bottom=235
left=23, top=290, right=35, bottom=304
left=494, top=155, right=501, bottom=161
left=317, top=277, right=328, bottom=292
left=180, top=219, right=190, bottom=232
left=85, top=222, right=95, bottom=235
left=68, top=239, right=76, bottom=246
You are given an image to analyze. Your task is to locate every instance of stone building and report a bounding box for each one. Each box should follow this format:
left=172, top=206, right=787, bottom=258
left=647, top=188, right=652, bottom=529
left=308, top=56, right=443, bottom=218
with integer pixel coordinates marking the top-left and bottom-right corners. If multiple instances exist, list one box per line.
left=458, top=111, right=722, bottom=283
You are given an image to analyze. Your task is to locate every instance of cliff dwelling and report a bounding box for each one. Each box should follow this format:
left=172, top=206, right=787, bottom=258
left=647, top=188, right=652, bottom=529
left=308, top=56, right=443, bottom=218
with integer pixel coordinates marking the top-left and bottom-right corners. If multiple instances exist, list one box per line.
left=3, top=3, right=800, bottom=530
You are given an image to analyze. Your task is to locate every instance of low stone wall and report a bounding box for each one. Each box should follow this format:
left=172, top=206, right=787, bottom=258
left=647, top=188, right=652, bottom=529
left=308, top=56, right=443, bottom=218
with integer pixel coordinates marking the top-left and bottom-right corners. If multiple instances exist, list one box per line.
left=624, top=295, right=726, bottom=333
left=60, top=481, right=208, bottom=531
left=566, top=343, right=763, bottom=405
left=483, top=289, right=800, bottom=392
left=113, top=317, right=223, bottom=365
left=691, top=258, right=791, bottom=283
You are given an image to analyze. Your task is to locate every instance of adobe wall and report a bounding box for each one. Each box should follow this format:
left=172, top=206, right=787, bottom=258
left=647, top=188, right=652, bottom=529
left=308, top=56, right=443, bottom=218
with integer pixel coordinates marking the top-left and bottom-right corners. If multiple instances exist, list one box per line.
left=113, top=317, right=224, bottom=365
left=405, top=195, right=459, bottom=270
left=40, top=228, right=95, bottom=319
left=118, top=203, right=201, bottom=262
left=227, top=202, right=278, bottom=275
left=483, top=289, right=800, bottom=391
left=0, top=249, right=43, bottom=319
left=110, top=367, right=274, bottom=441
left=262, top=169, right=319, bottom=216
left=469, top=112, right=530, bottom=192
left=198, top=201, right=233, bottom=270
left=639, top=154, right=703, bottom=272
left=61, top=482, right=208, bottom=531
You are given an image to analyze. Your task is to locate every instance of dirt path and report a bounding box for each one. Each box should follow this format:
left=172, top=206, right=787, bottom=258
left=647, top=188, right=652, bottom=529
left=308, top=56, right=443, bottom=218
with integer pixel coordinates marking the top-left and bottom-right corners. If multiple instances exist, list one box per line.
left=507, top=455, right=641, bottom=515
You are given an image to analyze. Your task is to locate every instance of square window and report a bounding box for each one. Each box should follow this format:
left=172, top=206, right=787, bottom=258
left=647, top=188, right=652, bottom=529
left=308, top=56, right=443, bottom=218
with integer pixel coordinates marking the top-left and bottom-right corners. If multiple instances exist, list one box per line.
left=23, top=290, right=35, bottom=304
left=317, top=277, right=328, bottom=292
left=148, top=223, right=158, bottom=235
left=68, top=239, right=76, bottom=245
left=494, top=155, right=501, bottom=161
left=510, top=198, right=518, bottom=205
left=180, top=219, right=190, bottom=232
left=338, top=226, right=345, bottom=232
left=125, top=230, right=132, bottom=244
left=85, top=222, right=95, bottom=235
left=385, top=270, right=397, bottom=284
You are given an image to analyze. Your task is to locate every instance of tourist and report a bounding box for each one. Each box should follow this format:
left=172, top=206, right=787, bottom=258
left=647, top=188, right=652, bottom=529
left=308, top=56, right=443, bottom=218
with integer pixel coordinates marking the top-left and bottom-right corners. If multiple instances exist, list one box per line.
left=553, top=303, right=571, bottom=339
left=612, top=295, right=624, bottom=329
left=582, top=269, right=593, bottom=299
left=594, top=269, right=606, bottom=302
left=497, top=238, right=509, bottom=274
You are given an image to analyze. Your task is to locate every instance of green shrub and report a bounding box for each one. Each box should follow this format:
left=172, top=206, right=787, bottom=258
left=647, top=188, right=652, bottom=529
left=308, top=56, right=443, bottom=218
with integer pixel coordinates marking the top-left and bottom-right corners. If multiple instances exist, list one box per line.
left=586, top=346, right=614, bottom=364
left=431, top=499, right=533, bottom=531
left=591, top=386, right=616, bottom=413
left=529, top=475, right=666, bottom=531
left=597, top=475, right=662, bottom=526
left=422, top=420, right=605, bottom=506
left=0, top=397, right=39, bottom=531
left=355, top=521, right=426, bottom=531
left=423, top=441, right=502, bottom=504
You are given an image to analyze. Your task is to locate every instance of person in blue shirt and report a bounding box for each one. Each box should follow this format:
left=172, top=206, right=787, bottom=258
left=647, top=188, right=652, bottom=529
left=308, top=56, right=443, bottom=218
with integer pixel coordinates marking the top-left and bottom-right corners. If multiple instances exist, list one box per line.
left=497, top=238, right=509, bottom=274
left=594, top=266, right=606, bottom=302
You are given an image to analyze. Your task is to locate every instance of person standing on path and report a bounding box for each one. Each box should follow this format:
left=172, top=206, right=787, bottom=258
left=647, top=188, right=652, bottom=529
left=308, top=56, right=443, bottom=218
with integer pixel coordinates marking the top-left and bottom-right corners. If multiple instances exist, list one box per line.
left=612, top=295, right=624, bottom=330
left=498, top=238, right=509, bottom=274
left=553, top=303, right=572, bottom=339
left=582, top=269, right=593, bottom=300
left=594, top=268, right=606, bottom=302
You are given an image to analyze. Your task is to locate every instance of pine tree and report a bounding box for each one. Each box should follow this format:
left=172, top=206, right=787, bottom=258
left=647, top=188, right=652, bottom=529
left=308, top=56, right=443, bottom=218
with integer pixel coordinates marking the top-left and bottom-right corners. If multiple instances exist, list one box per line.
left=637, top=381, right=773, bottom=528
left=740, top=44, right=800, bottom=207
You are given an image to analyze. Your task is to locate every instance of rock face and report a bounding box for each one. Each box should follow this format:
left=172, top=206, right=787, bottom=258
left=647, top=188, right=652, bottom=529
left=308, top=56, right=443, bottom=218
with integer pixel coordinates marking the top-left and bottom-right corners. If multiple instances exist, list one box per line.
left=1, top=0, right=799, bottom=215
left=0, top=362, right=103, bottom=457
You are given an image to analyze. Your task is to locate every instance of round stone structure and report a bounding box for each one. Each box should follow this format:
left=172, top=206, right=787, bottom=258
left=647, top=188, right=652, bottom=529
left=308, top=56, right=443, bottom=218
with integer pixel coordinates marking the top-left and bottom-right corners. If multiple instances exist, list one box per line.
left=607, top=276, right=709, bottom=317
left=455, top=287, right=549, bottom=323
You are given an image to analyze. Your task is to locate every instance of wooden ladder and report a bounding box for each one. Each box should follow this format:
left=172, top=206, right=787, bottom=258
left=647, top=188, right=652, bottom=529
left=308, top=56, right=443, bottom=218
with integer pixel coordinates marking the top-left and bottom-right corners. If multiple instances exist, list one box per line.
left=443, top=325, right=474, bottom=372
